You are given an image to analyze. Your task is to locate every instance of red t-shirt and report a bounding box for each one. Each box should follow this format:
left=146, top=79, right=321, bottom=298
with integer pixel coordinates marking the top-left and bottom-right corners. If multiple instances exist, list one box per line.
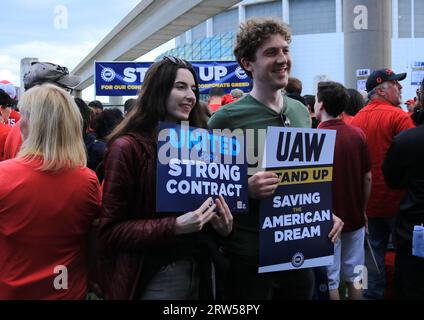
left=340, top=112, right=354, bottom=125
left=221, top=94, right=236, bottom=106
left=7, top=109, right=20, bottom=126
left=3, top=123, right=22, bottom=160
left=0, top=123, right=11, bottom=161
left=209, top=103, right=222, bottom=113
left=351, top=99, right=415, bottom=218
left=0, top=158, right=101, bottom=299
left=318, top=119, right=371, bottom=232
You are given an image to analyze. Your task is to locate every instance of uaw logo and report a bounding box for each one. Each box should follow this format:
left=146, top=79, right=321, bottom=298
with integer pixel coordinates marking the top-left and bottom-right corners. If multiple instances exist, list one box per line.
left=291, top=252, right=305, bottom=268
left=235, top=66, right=248, bottom=80
left=101, top=67, right=116, bottom=82
left=319, top=283, right=328, bottom=293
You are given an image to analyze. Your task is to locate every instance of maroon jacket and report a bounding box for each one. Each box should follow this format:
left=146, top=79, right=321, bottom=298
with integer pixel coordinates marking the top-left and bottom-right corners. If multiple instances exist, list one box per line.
left=93, top=133, right=177, bottom=299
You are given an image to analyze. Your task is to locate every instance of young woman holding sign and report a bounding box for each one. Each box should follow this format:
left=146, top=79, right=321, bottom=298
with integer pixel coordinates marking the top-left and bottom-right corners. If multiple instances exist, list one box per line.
left=94, top=56, right=233, bottom=300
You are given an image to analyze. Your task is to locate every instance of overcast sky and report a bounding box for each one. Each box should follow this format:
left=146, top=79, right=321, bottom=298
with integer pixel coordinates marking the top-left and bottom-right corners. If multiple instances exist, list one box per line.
left=0, top=0, right=175, bottom=100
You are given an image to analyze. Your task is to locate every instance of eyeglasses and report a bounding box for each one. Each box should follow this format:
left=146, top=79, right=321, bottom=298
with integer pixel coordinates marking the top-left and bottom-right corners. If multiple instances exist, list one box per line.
left=389, top=80, right=400, bottom=86
left=163, top=56, right=190, bottom=67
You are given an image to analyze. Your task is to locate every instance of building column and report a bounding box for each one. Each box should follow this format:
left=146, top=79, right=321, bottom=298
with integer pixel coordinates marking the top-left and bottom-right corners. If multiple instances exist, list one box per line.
left=238, top=4, right=245, bottom=23
left=343, top=0, right=392, bottom=89
left=73, top=90, right=82, bottom=98
left=411, top=0, right=415, bottom=38
left=336, top=0, right=342, bottom=33
left=206, top=18, right=213, bottom=37
left=282, top=0, right=289, bottom=24
left=392, top=0, right=399, bottom=39
left=185, top=30, right=192, bottom=44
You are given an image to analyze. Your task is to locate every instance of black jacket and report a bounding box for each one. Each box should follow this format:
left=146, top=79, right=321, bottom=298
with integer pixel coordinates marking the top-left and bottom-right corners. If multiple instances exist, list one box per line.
left=84, top=133, right=106, bottom=182
left=382, top=125, right=424, bottom=252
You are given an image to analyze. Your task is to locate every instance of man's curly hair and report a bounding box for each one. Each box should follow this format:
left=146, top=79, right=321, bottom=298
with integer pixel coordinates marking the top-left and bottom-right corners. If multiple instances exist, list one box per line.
left=234, top=18, right=292, bottom=78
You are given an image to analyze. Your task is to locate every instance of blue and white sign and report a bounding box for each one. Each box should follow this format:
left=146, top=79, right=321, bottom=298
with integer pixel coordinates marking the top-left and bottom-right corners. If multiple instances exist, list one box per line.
left=192, top=61, right=252, bottom=94
left=95, top=61, right=253, bottom=96
left=259, top=127, right=336, bottom=273
left=156, top=122, right=248, bottom=213
left=356, top=68, right=370, bottom=92
left=411, top=61, right=424, bottom=86
left=95, top=61, right=150, bottom=96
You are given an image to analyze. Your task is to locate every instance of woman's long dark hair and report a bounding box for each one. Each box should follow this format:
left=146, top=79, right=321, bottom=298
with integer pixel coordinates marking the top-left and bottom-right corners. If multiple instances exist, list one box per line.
left=107, top=58, right=205, bottom=146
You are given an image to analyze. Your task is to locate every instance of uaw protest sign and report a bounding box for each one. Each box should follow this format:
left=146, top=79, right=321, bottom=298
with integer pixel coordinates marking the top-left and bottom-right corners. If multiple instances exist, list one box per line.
left=156, top=122, right=248, bottom=213
left=95, top=61, right=253, bottom=96
left=259, top=127, right=336, bottom=273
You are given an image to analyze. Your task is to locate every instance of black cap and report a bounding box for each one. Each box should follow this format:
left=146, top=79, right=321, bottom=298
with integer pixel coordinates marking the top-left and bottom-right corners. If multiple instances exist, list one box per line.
left=366, top=68, right=406, bottom=92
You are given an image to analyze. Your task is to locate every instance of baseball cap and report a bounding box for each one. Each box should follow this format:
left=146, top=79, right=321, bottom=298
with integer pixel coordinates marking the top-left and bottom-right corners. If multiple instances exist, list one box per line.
left=404, top=98, right=415, bottom=105
left=23, top=62, right=81, bottom=90
left=0, top=80, right=17, bottom=99
left=366, top=68, right=406, bottom=92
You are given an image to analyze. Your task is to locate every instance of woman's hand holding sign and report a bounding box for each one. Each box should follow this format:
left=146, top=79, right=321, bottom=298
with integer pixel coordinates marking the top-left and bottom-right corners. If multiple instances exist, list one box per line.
left=174, top=196, right=234, bottom=237
left=248, top=171, right=279, bottom=199
left=210, top=195, right=233, bottom=237
left=175, top=197, right=216, bottom=235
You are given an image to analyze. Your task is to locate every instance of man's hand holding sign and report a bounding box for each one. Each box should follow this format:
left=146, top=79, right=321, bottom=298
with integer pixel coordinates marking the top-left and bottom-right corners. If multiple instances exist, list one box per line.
left=248, top=171, right=279, bottom=199
left=328, top=215, right=343, bottom=244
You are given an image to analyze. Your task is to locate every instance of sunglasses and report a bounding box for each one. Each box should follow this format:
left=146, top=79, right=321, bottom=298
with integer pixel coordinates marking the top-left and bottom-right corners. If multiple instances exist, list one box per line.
left=163, top=56, right=190, bottom=67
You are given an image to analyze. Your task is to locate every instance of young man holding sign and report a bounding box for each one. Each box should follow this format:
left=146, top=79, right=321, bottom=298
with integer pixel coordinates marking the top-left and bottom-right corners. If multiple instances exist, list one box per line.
left=208, top=18, right=344, bottom=299
left=315, top=81, right=371, bottom=300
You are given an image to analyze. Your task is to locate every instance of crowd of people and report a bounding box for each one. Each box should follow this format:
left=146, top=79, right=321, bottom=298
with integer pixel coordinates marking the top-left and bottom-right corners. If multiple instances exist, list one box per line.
left=0, top=17, right=423, bottom=300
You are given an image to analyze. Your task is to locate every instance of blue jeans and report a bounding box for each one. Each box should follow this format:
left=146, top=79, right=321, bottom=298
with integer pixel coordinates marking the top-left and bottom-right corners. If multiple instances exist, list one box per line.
left=364, top=217, right=395, bottom=300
